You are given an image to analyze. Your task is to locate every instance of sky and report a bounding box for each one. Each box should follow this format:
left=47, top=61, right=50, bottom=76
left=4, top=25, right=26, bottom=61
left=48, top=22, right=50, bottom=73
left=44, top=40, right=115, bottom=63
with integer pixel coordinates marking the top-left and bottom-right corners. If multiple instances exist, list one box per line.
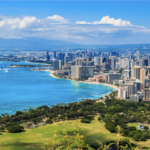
left=0, top=1, right=150, bottom=45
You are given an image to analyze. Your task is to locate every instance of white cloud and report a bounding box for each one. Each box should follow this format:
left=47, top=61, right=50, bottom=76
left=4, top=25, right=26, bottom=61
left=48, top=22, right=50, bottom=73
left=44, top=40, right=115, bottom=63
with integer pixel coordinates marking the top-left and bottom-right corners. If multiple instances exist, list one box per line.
left=47, top=15, right=68, bottom=23
left=0, top=15, right=68, bottom=30
left=0, top=16, right=38, bottom=29
left=76, top=15, right=132, bottom=26
left=0, top=15, right=149, bottom=44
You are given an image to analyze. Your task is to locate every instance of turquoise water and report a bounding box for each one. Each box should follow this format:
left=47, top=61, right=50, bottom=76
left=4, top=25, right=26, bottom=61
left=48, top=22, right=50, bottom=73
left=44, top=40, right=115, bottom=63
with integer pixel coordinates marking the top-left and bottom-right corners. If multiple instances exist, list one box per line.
left=0, top=61, right=114, bottom=115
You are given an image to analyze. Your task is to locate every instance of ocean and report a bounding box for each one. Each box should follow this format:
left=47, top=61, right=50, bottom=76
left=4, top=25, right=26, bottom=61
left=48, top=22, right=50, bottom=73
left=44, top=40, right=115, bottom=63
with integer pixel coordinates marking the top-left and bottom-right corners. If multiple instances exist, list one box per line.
left=0, top=61, right=114, bottom=115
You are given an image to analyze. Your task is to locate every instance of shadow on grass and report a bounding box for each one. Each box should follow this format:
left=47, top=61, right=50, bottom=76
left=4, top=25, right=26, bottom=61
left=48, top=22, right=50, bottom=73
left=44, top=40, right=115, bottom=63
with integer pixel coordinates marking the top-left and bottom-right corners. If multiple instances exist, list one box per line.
left=1, top=140, right=43, bottom=150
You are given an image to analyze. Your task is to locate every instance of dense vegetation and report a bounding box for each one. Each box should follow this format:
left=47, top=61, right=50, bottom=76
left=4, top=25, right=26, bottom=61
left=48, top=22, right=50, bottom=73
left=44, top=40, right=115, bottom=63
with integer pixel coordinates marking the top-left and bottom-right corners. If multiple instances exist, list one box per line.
left=5, top=122, right=24, bottom=133
left=0, top=91, right=150, bottom=146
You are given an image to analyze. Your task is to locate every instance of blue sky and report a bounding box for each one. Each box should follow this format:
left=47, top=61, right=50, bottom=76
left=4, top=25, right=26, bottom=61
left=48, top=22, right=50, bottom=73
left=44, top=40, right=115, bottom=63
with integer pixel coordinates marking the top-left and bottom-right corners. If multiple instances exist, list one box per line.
left=0, top=1, right=150, bottom=44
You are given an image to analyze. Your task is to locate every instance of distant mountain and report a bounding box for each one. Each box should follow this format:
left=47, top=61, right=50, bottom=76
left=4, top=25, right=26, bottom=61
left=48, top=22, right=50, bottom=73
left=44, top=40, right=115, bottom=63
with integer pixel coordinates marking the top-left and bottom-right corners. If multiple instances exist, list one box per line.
left=0, top=38, right=81, bottom=50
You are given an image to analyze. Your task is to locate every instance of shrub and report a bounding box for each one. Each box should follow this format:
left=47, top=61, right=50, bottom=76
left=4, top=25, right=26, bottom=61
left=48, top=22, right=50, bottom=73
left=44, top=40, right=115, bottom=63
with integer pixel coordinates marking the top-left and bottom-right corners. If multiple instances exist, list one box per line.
left=6, top=122, right=24, bottom=133
left=105, top=122, right=116, bottom=133
left=81, top=118, right=91, bottom=123
left=133, top=133, right=141, bottom=141
left=53, top=117, right=59, bottom=122
left=108, top=126, right=116, bottom=133
left=128, top=126, right=136, bottom=131
left=0, top=127, right=4, bottom=131
left=140, top=136, right=146, bottom=141
left=46, top=119, right=53, bottom=124
left=98, top=117, right=101, bottom=122
left=31, top=118, right=42, bottom=124
left=144, top=126, right=149, bottom=131
left=84, top=116, right=94, bottom=121
left=128, top=131, right=137, bottom=137
left=122, top=129, right=129, bottom=136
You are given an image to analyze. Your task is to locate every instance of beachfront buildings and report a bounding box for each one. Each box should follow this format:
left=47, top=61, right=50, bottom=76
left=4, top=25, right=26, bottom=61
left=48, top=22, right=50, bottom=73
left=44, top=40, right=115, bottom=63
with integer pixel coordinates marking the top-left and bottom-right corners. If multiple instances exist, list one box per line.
left=119, top=83, right=137, bottom=99
left=50, top=49, right=150, bottom=102
left=108, top=73, right=120, bottom=82
left=71, top=66, right=94, bottom=79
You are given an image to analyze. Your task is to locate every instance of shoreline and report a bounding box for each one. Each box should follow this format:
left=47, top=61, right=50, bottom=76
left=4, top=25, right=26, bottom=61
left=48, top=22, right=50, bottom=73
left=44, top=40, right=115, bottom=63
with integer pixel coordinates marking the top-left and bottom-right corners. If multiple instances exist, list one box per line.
left=47, top=70, right=118, bottom=91
left=42, top=70, right=118, bottom=101
left=31, top=69, right=117, bottom=101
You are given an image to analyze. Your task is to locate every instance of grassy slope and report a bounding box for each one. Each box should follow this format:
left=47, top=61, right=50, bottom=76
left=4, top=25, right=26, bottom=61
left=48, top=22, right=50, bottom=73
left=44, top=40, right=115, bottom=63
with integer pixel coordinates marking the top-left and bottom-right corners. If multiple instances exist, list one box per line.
left=0, top=117, right=150, bottom=150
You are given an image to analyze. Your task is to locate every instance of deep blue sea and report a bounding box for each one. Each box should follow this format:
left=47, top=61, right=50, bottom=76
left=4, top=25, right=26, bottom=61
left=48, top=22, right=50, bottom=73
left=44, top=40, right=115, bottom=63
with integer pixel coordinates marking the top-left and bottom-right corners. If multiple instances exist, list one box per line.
left=0, top=61, right=114, bottom=115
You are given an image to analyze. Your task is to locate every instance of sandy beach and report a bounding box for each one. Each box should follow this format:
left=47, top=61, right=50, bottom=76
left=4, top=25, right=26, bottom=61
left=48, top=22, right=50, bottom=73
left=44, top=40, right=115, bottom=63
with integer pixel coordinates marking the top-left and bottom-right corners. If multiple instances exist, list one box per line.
left=49, top=70, right=59, bottom=78
left=11, top=66, right=22, bottom=67
left=46, top=70, right=118, bottom=91
left=78, top=81, right=118, bottom=90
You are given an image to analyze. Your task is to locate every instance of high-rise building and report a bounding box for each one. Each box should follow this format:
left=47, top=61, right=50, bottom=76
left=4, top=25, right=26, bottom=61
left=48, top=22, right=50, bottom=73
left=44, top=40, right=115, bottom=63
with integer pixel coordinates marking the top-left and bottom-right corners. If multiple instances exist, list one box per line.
left=140, top=68, right=146, bottom=90
left=131, top=60, right=134, bottom=68
left=118, top=87, right=127, bottom=99
left=135, top=61, right=139, bottom=66
left=101, top=57, right=107, bottom=63
left=144, top=88, right=150, bottom=101
left=85, top=57, right=92, bottom=61
left=100, top=63, right=111, bottom=70
left=46, top=51, right=50, bottom=61
left=122, top=69, right=131, bottom=80
left=120, top=83, right=137, bottom=99
left=54, top=51, right=56, bottom=59
left=99, top=51, right=101, bottom=57
left=131, top=66, right=141, bottom=80
left=144, top=79, right=150, bottom=101
left=101, top=52, right=104, bottom=57
left=64, top=56, right=71, bottom=63
left=81, top=61, right=94, bottom=66
left=145, top=78, right=150, bottom=88
left=118, top=58, right=131, bottom=69
left=125, top=79, right=142, bottom=92
left=94, top=57, right=101, bottom=65
left=111, top=51, right=117, bottom=56
left=108, top=73, right=120, bottom=82
left=107, top=57, right=116, bottom=70
left=67, top=52, right=74, bottom=60
left=71, top=66, right=94, bottom=79
left=116, top=63, right=121, bottom=70
left=59, top=60, right=64, bottom=70
left=82, top=51, right=86, bottom=58
left=76, top=58, right=84, bottom=66
left=129, top=95, right=140, bottom=102
left=141, top=58, right=149, bottom=67
left=57, top=52, right=65, bottom=62
left=53, top=60, right=59, bottom=70
left=89, top=52, right=93, bottom=58
left=94, top=51, right=97, bottom=57
left=147, top=66, right=150, bottom=75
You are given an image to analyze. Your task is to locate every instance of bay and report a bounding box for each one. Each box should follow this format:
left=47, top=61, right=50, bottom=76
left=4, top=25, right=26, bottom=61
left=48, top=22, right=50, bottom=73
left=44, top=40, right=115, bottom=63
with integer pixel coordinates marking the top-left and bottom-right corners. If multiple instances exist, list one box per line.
left=0, top=61, right=114, bottom=115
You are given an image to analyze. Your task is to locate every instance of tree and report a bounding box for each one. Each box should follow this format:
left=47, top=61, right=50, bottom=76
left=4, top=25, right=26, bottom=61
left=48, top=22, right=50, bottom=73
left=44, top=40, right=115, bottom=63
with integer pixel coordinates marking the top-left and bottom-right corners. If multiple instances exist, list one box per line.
left=6, top=122, right=24, bottom=133
left=98, top=117, right=101, bottom=122
left=81, top=118, right=91, bottom=123
left=144, top=126, right=149, bottom=131
left=0, top=127, right=4, bottom=132
left=31, top=118, right=42, bottom=125
left=46, top=119, right=53, bottom=124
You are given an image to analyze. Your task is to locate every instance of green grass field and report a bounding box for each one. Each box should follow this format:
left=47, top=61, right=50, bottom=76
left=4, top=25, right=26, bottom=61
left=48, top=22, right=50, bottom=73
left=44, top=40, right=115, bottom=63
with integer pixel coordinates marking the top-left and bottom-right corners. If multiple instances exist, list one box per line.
left=127, top=123, right=141, bottom=128
left=0, top=117, right=150, bottom=150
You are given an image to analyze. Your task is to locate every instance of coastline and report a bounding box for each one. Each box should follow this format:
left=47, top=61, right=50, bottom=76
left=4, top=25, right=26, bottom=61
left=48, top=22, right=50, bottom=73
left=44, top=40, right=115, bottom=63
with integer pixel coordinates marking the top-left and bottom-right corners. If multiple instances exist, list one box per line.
left=78, top=81, right=118, bottom=91
left=46, top=70, right=118, bottom=91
